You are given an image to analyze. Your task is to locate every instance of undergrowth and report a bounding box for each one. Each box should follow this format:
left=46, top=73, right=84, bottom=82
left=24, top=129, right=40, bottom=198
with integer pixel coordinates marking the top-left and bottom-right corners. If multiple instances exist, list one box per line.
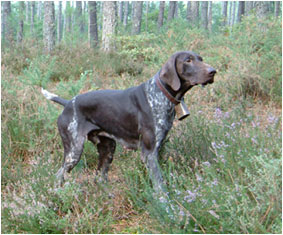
left=1, top=16, right=282, bottom=233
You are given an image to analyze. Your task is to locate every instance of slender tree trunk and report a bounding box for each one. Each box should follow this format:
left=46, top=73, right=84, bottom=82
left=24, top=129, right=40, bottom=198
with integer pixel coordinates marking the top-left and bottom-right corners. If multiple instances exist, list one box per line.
left=237, top=1, right=245, bottom=23
left=102, top=1, right=116, bottom=52
left=275, top=1, right=281, bottom=17
left=58, top=1, right=63, bottom=42
left=201, top=1, right=208, bottom=30
left=31, top=2, right=36, bottom=36
left=123, top=1, right=129, bottom=27
left=17, top=1, right=25, bottom=43
left=2, top=1, right=12, bottom=43
left=157, top=1, right=165, bottom=30
left=119, top=2, right=123, bottom=22
left=174, top=2, right=178, bottom=18
left=132, top=1, right=143, bottom=35
left=208, top=2, right=212, bottom=33
left=232, top=1, right=236, bottom=25
left=65, top=1, right=72, bottom=35
left=191, top=1, right=199, bottom=27
left=255, top=1, right=269, bottom=18
left=76, top=1, right=84, bottom=33
left=168, top=1, right=176, bottom=21
left=186, top=1, right=192, bottom=22
left=245, top=1, right=254, bottom=16
left=38, top=1, right=43, bottom=20
left=43, top=1, right=55, bottom=53
left=26, top=2, right=30, bottom=23
left=145, top=1, right=149, bottom=31
left=222, top=1, right=228, bottom=26
left=88, top=1, right=98, bottom=48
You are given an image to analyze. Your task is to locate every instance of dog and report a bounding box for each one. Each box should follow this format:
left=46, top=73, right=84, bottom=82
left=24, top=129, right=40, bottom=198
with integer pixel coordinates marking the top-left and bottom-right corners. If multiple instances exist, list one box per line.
left=41, top=51, right=216, bottom=191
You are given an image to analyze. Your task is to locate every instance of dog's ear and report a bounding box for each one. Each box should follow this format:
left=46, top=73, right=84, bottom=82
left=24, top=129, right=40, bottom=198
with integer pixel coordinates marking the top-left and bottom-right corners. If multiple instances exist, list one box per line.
left=160, top=54, right=181, bottom=91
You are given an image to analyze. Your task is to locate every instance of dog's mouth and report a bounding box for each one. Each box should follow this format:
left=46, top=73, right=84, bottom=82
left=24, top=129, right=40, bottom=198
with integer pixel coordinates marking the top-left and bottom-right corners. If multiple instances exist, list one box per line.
left=201, top=77, right=214, bottom=87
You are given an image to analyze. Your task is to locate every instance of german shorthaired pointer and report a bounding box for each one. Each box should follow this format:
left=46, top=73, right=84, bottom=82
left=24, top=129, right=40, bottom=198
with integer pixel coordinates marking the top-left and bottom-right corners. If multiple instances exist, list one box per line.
left=41, top=51, right=216, bottom=191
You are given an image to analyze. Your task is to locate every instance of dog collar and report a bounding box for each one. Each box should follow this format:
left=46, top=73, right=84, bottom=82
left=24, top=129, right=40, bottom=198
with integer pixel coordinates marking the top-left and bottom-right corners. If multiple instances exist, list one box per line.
left=155, top=75, right=180, bottom=105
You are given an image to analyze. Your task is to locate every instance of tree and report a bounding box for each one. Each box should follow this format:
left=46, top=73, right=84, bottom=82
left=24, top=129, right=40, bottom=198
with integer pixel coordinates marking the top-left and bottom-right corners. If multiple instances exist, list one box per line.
left=245, top=1, right=254, bottom=16
left=88, top=1, right=98, bottom=48
left=123, top=1, right=129, bottom=27
left=222, top=1, right=228, bottom=26
left=275, top=1, right=281, bottom=17
left=208, top=2, right=212, bottom=33
left=168, top=1, right=176, bottom=21
left=191, top=1, right=199, bottom=26
left=201, top=1, right=208, bottom=29
left=76, top=1, right=84, bottom=34
left=2, top=1, right=12, bottom=43
left=102, top=1, right=116, bottom=52
left=255, top=1, right=269, bottom=18
left=119, top=2, right=123, bottom=23
left=186, top=1, right=192, bottom=22
left=31, top=2, right=36, bottom=36
left=65, top=1, right=72, bottom=35
left=17, top=1, right=25, bottom=43
left=237, top=1, right=245, bottom=22
left=43, top=1, right=55, bottom=53
left=58, top=1, right=63, bottom=42
left=132, top=1, right=143, bottom=35
left=157, top=1, right=165, bottom=30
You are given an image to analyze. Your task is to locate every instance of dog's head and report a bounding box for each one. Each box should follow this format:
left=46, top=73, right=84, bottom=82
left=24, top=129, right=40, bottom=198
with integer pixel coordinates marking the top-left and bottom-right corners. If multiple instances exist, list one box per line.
left=160, top=51, right=216, bottom=91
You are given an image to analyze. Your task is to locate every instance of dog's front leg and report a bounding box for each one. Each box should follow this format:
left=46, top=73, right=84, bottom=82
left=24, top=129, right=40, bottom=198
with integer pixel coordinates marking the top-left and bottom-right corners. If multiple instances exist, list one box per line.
left=142, top=149, right=166, bottom=193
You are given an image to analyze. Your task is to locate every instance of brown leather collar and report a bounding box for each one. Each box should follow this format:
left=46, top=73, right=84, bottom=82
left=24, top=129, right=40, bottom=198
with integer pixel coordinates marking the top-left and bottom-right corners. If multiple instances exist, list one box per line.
left=155, top=76, right=180, bottom=105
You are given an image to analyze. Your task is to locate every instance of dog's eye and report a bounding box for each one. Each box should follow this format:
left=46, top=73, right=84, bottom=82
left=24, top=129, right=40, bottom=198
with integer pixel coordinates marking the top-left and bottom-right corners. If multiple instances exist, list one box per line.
left=185, top=56, right=193, bottom=63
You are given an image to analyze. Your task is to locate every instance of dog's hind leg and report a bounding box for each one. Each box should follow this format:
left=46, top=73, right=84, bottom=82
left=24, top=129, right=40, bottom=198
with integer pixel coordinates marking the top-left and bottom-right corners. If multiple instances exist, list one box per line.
left=56, top=114, right=86, bottom=185
left=94, top=136, right=116, bottom=182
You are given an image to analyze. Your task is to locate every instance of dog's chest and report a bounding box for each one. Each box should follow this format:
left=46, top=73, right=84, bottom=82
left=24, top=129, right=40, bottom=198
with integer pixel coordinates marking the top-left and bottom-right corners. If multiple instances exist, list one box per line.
left=144, top=77, right=175, bottom=148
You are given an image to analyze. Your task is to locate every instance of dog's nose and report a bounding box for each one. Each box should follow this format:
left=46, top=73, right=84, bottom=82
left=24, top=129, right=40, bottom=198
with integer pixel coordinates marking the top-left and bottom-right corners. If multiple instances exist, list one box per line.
left=208, top=67, right=217, bottom=76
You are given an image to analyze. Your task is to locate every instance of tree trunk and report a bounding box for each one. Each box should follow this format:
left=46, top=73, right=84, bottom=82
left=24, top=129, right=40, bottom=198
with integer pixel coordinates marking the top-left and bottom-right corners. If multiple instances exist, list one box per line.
left=208, top=2, right=212, bottom=33
left=237, top=1, right=245, bottom=22
left=275, top=1, right=281, bottom=17
left=145, top=1, right=149, bottom=31
left=245, top=1, right=254, bottom=16
left=123, top=1, right=129, bottom=27
left=17, top=1, right=25, bottom=43
left=157, top=1, right=165, bottom=30
left=191, top=1, right=199, bottom=26
left=132, top=1, right=143, bottom=35
left=58, top=1, right=63, bottom=42
left=31, top=2, right=36, bottom=35
left=186, top=1, right=192, bottom=22
left=102, top=1, right=116, bottom=52
left=119, top=2, right=123, bottom=22
left=222, top=1, right=228, bottom=26
left=88, top=1, right=98, bottom=48
left=38, top=1, right=43, bottom=20
left=65, top=1, right=72, bottom=35
left=43, top=1, right=55, bottom=53
left=255, top=1, right=269, bottom=18
left=232, top=1, right=236, bottom=25
left=201, top=1, right=208, bottom=29
left=26, top=2, right=30, bottom=23
left=76, top=1, right=84, bottom=33
left=174, top=2, right=178, bottom=18
left=2, top=1, right=12, bottom=43
left=168, top=1, right=176, bottom=21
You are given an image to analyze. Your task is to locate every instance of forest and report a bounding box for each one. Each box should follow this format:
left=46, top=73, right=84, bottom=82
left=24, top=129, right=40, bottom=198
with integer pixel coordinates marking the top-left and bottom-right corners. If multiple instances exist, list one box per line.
left=1, top=1, right=282, bottom=234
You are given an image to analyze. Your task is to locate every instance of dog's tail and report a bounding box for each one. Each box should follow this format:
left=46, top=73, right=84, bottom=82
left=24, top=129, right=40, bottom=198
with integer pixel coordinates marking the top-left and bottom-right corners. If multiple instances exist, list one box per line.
left=41, top=88, right=69, bottom=107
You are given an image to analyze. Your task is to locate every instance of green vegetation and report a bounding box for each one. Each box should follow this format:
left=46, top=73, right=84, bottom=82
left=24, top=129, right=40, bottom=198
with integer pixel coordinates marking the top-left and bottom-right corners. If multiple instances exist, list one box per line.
left=1, top=16, right=282, bottom=233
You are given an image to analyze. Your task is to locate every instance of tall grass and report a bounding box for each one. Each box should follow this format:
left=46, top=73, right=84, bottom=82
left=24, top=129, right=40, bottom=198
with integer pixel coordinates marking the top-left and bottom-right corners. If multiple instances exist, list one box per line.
left=123, top=104, right=282, bottom=233
left=1, top=15, right=282, bottom=233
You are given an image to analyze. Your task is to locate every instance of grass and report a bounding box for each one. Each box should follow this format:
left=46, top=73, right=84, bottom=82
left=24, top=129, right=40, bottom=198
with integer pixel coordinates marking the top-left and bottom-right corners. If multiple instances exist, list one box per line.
left=1, top=16, right=282, bottom=233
